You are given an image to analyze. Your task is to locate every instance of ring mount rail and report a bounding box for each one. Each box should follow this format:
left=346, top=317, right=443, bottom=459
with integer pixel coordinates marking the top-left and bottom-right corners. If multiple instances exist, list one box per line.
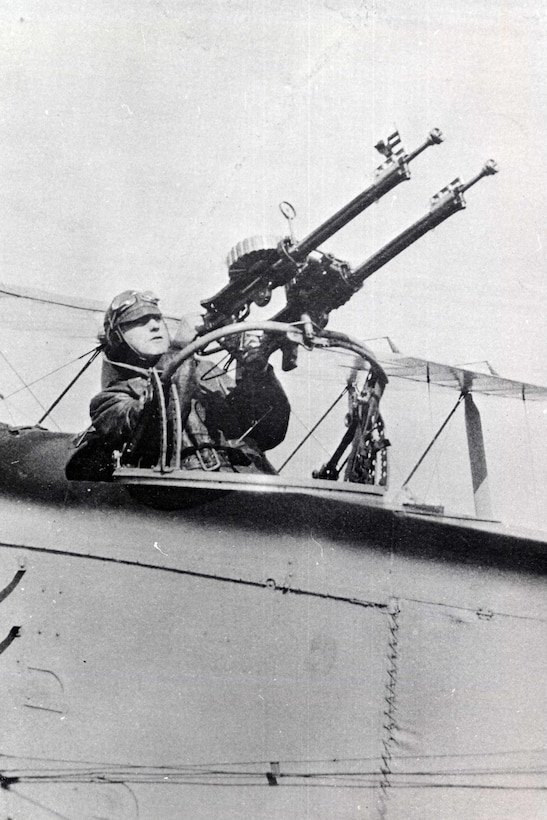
left=113, top=323, right=390, bottom=500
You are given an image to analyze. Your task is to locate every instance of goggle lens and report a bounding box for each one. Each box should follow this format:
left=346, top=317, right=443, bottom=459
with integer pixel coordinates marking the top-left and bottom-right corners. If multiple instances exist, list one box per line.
left=110, top=290, right=160, bottom=313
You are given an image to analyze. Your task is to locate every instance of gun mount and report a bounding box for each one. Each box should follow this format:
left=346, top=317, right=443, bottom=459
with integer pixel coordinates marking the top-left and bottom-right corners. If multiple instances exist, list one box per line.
left=250, top=159, right=498, bottom=370
left=118, top=322, right=391, bottom=500
left=199, top=128, right=444, bottom=332
left=272, top=159, right=499, bottom=333
left=198, top=131, right=498, bottom=372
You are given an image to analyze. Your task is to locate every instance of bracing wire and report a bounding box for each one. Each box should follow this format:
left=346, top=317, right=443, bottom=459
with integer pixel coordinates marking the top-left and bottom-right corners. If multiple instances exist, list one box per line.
left=2, top=347, right=100, bottom=400
left=419, top=379, right=462, bottom=506
left=36, top=347, right=102, bottom=425
left=4, top=769, right=545, bottom=791
left=278, top=386, right=348, bottom=472
left=277, top=405, right=334, bottom=462
left=0, top=348, right=55, bottom=426
left=425, top=362, right=443, bottom=503
left=401, top=392, right=465, bottom=490
left=3, top=746, right=544, bottom=772
left=3, top=747, right=545, bottom=802
left=9, top=786, right=73, bottom=819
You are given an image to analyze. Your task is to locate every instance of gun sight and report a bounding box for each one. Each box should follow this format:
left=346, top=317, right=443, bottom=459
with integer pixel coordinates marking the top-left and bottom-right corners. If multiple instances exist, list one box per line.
left=198, top=135, right=498, bottom=377
left=199, top=127, right=444, bottom=332
left=266, top=160, right=499, bottom=372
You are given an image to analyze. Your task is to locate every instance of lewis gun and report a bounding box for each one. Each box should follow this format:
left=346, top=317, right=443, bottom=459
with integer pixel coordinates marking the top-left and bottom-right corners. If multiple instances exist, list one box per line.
left=268, top=158, right=498, bottom=369
left=142, top=133, right=499, bottom=490
left=191, top=141, right=498, bottom=487
left=199, top=132, right=498, bottom=373
left=199, top=128, right=443, bottom=335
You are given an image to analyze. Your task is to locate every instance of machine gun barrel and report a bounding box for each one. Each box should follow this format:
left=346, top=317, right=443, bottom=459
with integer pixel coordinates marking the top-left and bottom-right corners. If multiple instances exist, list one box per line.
left=269, top=160, right=498, bottom=346
left=199, top=128, right=444, bottom=332
left=290, top=128, right=444, bottom=259
left=349, top=159, right=498, bottom=287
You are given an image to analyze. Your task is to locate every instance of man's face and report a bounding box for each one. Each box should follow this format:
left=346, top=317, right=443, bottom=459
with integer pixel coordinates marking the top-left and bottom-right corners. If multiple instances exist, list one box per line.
left=119, top=314, right=170, bottom=360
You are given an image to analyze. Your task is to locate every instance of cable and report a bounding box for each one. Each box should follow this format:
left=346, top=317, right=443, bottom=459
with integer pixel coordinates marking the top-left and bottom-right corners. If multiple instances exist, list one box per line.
left=401, top=392, right=465, bottom=489
left=3, top=745, right=545, bottom=772
left=9, top=786, right=73, bottom=819
left=2, top=347, right=100, bottom=400
left=279, top=405, right=333, bottom=458
left=36, top=347, right=102, bottom=425
left=278, top=386, right=348, bottom=471
left=0, top=537, right=544, bottom=623
left=5, top=772, right=545, bottom=791
left=0, top=348, right=56, bottom=428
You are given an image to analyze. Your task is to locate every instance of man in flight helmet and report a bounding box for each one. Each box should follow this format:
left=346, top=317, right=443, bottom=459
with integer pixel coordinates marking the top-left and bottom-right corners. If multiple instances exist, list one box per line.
left=67, top=289, right=290, bottom=479
left=103, top=290, right=171, bottom=365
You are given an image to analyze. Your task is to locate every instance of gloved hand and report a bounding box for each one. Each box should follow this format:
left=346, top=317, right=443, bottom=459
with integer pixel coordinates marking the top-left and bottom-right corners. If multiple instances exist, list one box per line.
left=238, top=330, right=269, bottom=374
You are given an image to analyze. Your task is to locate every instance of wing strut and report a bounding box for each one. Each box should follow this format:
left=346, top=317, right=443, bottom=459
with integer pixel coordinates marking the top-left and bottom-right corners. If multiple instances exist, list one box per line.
left=464, top=393, right=492, bottom=519
left=401, top=390, right=493, bottom=519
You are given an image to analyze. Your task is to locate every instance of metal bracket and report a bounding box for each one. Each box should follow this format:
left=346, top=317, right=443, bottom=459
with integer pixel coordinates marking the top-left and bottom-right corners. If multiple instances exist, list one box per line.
left=267, top=761, right=280, bottom=786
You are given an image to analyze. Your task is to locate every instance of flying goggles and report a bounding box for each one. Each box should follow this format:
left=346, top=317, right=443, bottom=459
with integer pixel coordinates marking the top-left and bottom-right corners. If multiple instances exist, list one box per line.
left=106, top=290, right=162, bottom=330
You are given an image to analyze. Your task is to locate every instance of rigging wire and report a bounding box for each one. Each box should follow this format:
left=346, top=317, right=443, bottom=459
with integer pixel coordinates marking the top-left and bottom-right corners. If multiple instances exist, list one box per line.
left=280, top=403, right=333, bottom=457
left=401, top=391, right=465, bottom=490
left=1, top=347, right=100, bottom=400
left=36, top=346, right=102, bottom=425
left=6, top=761, right=547, bottom=778
left=5, top=768, right=539, bottom=782
left=278, top=386, right=348, bottom=472
left=4, top=771, right=545, bottom=791
left=8, top=786, right=73, bottom=819
left=4, top=761, right=545, bottom=778
left=424, top=362, right=443, bottom=504
left=6, top=762, right=546, bottom=779
left=3, top=745, right=544, bottom=773
left=420, top=385, right=462, bottom=507
left=6, top=752, right=547, bottom=773
left=3, top=749, right=545, bottom=801
left=0, top=348, right=57, bottom=428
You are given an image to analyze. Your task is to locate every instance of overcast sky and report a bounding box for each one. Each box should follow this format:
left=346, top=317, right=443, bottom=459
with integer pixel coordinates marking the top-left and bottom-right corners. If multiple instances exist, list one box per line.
left=0, top=0, right=544, bottom=382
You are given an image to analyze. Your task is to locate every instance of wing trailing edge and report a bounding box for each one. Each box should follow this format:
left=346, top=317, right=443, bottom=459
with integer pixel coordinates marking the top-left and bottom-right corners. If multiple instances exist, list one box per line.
left=375, top=352, right=547, bottom=401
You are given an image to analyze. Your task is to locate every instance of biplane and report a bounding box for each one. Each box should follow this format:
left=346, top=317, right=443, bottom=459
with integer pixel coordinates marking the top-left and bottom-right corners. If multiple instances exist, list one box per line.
left=0, top=130, right=545, bottom=820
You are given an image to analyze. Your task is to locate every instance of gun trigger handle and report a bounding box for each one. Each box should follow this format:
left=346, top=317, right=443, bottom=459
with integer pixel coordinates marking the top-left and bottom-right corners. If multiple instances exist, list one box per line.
left=281, top=340, right=299, bottom=371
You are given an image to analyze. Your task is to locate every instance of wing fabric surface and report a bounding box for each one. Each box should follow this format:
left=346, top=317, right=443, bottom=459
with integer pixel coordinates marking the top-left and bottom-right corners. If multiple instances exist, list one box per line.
left=378, top=354, right=547, bottom=400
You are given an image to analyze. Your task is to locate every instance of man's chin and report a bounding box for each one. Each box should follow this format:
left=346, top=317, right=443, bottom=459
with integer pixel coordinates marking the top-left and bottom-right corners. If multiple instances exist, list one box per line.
left=149, top=342, right=170, bottom=355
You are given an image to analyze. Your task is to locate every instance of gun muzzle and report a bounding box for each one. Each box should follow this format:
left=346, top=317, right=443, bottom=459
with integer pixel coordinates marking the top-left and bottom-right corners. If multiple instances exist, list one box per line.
left=290, top=127, right=445, bottom=260
left=350, top=160, right=499, bottom=287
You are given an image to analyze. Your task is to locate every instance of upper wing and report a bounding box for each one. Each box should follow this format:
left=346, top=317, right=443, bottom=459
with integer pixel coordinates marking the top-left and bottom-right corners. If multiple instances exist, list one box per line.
left=378, top=353, right=547, bottom=401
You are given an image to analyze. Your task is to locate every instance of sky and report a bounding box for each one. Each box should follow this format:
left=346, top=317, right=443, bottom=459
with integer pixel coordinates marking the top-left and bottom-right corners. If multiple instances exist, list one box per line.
left=0, top=0, right=545, bottom=526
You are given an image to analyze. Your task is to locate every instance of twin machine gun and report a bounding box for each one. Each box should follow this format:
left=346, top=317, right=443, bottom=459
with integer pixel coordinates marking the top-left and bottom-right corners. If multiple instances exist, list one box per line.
left=199, top=129, right=497, bottom=371
left=148, top=129, right=498, bottom=489
left=189, top=130, right=498, bottom=486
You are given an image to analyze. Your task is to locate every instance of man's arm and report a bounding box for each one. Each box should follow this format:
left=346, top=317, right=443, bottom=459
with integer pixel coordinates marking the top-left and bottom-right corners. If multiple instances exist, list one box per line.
left=226, top=363, right=290, bottom=451
left=89, top=377, right=149, bottom=448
